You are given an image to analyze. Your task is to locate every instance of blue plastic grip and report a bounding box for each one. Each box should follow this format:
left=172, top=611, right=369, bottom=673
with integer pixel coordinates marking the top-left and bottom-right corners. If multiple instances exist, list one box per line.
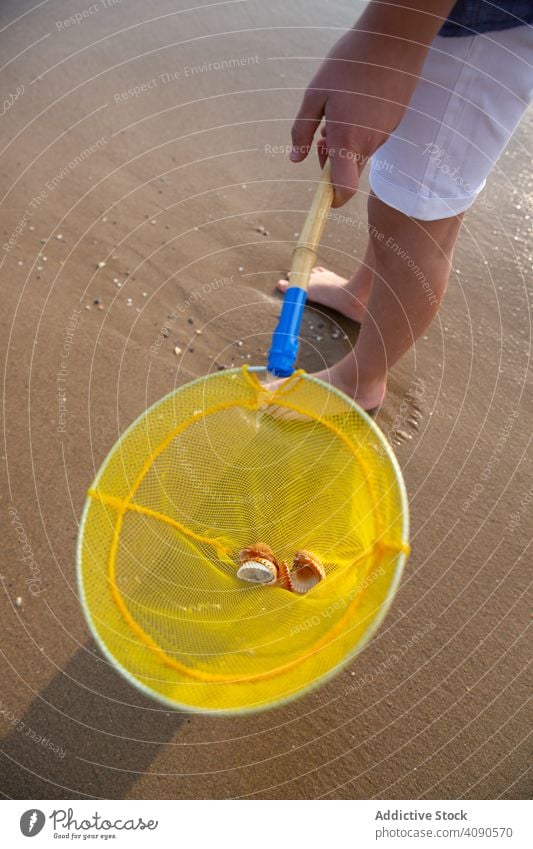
left=267, top=286, right=307, bottom=377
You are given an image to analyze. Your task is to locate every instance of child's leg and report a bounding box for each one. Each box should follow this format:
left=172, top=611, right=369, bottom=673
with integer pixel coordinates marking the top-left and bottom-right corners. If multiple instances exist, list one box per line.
left=314, top=195, right=463, bottom=409
left=280, top=25, right=531, bottom=408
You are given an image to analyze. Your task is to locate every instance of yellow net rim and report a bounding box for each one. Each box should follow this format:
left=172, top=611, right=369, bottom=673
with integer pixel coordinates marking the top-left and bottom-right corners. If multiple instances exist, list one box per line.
left=76, top=366, right=410, bottom=710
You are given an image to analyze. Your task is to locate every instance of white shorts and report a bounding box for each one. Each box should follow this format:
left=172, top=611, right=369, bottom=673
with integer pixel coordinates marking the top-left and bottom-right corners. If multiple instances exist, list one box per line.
left=369, top=25, right=533, bottom=220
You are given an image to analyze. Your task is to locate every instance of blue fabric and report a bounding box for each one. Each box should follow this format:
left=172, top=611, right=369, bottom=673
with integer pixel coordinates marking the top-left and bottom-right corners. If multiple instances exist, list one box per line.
left=440, top=1, right=533, bottom=37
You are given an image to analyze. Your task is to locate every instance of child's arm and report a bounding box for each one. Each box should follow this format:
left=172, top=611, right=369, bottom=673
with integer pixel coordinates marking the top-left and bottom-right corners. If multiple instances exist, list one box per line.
left=290, top=0, right=457, bottom=207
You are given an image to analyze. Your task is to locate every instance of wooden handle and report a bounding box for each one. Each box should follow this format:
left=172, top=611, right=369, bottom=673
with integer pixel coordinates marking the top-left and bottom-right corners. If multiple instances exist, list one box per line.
left=289, top=161, right=334, bottom=291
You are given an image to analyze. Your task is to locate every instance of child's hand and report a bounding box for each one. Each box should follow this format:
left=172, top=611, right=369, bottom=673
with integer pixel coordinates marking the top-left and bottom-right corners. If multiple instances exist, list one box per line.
left=289, top=1, right=455, bottom=207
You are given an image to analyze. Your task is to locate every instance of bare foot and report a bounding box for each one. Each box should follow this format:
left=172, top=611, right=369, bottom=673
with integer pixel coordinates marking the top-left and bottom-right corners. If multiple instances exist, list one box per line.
left=312, top=362, right=387, bottom=412
left=277, top=266, right=370, bottom=323
left=264, top=361, right=386, bottom=412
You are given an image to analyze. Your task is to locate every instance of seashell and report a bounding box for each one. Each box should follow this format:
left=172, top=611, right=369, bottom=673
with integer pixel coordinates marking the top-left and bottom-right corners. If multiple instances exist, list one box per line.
left=239, top=543, right=277, bottom=565
left=237, top=558, right=277, bottom=585
left=276, top=560, right=293, bottom=591
left=290, top=550, right=325, bottom=594
left=237, top=543, right=298, bottom=592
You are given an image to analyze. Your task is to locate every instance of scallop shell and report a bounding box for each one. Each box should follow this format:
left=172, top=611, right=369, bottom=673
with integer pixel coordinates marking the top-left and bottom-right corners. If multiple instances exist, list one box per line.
left=276, top=560, right=293, bottom=591
left=237, top=557, right=277, bottom=585
left=239, top=543, right=277, bottom=565
left=290, top=550, right=325, bottom=594
left=237, top=544, right=296, bottom=591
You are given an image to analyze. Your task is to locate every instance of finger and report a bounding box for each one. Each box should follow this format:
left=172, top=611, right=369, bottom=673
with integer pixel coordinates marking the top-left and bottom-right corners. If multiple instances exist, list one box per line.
left=326, top=126, right=361, bottom=207
left=318, top=123, right=328, bottom=166
left=330, top=155, right=360, bottom=207
left=290, top=89, right=325, bottom=162
left=316, top=135, right=328, bottom=169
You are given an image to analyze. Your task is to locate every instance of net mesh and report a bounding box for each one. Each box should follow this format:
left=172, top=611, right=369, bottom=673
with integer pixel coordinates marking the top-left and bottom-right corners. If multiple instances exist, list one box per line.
left=78, top=366, right=409, bottom=713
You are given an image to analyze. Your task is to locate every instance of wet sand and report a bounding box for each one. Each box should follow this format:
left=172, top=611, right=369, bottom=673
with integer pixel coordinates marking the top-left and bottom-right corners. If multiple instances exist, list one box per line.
left=1, top=0, right=531, bottom=799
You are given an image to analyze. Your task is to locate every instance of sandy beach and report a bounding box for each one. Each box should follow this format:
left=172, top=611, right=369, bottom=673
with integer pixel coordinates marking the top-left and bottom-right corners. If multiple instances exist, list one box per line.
left=1, top=0, right=531, bottom=799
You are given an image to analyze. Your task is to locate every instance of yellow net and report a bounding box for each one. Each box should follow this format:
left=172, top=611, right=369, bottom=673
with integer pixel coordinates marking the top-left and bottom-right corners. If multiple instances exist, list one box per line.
left=77, top=366, right=409, bottom=713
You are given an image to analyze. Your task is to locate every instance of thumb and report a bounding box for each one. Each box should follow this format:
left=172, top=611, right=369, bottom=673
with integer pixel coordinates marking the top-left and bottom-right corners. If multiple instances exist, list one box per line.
left=290, top=88, right=325, bottom=162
